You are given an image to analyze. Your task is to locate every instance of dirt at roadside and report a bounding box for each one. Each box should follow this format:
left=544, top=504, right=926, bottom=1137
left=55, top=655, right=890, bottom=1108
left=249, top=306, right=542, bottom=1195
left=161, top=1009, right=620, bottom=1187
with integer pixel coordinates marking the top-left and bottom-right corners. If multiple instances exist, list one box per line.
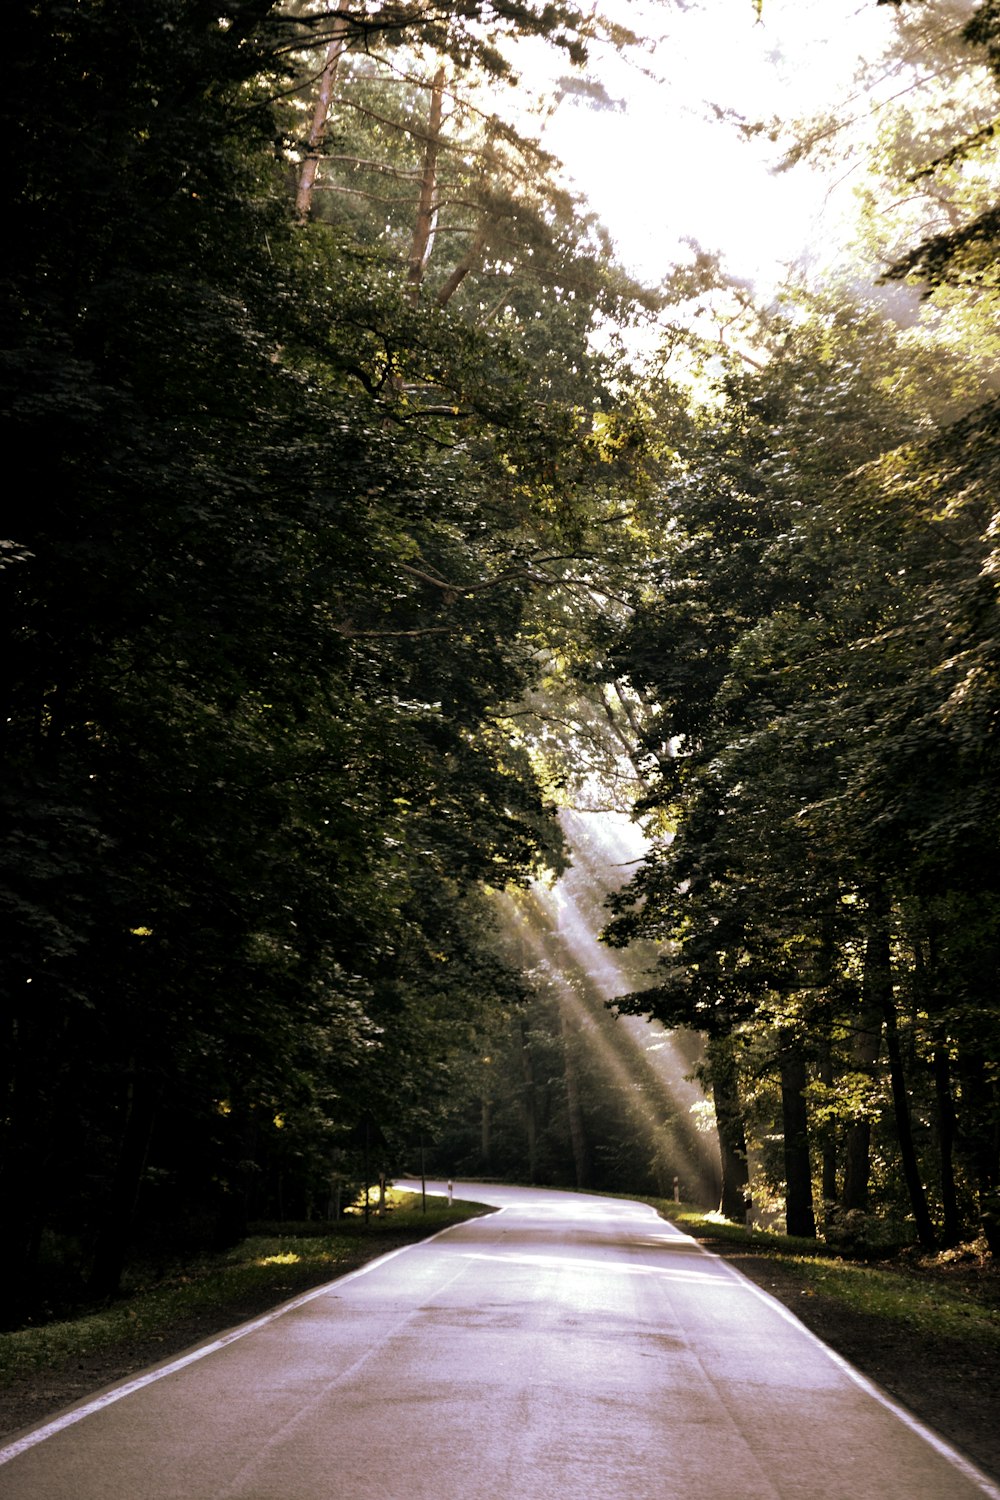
left=703, top=1239, right=1000, bottom=1485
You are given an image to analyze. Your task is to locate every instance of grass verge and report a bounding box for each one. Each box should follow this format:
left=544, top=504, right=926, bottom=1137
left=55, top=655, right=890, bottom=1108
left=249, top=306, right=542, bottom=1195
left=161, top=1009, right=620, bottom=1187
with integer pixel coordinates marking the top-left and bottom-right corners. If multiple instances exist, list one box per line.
left=645, top=1199, right=1000, bottom=1348
left=0, top=1190, right=491, bottom=1385
left=781, top=1255, right=1000, bottom=1344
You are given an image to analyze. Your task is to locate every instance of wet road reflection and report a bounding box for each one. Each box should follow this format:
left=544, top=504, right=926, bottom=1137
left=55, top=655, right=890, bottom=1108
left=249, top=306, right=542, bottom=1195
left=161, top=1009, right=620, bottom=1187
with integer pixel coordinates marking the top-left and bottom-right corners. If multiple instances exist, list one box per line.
left=3, top=1182, right=998, bottom=1500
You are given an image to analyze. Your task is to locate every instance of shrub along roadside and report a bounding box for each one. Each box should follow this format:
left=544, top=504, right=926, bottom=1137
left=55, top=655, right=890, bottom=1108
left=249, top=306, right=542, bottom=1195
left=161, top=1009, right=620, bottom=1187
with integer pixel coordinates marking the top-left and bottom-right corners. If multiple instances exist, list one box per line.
left=0, top=1193, right=491, bottom=1415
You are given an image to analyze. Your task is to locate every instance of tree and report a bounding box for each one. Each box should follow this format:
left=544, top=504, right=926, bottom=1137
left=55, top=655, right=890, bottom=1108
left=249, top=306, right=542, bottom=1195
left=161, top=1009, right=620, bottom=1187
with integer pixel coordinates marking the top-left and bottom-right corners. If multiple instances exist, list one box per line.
left=599, top=285, right=999, bottom=1243
left=1, top=0, right=658, bottom=1316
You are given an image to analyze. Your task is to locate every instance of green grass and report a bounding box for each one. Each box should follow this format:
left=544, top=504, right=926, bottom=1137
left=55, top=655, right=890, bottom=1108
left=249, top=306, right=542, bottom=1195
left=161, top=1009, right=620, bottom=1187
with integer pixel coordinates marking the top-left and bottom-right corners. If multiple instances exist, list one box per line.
left=8, top=1188, right=997, bottom=1389
left=0, top=1191, right=492, bottom=1383
left=786, top=1256, right=1000, bottom=1345
left=645, top=1198, right=1000, bottom=1347
left=653, top=1201, right=831, bottom=1257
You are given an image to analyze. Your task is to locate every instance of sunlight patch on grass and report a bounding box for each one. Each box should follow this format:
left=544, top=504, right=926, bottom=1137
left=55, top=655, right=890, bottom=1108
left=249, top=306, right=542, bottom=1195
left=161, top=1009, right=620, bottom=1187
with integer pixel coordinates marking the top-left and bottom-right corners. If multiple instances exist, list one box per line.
left=0, top=1196, right=494, bottom=1385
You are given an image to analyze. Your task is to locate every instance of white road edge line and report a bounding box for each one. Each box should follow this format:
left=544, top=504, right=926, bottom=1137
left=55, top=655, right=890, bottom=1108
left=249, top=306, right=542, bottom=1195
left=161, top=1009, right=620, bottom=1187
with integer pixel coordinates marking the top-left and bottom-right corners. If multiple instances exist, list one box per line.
left=0, top=1218, right=468, bottom=1469
left=393, top=1184, right=1000, bottom=1500
left=675, top=1219, right=1000, bottom=1500
left=9, top=1190, right=995, bottom=1500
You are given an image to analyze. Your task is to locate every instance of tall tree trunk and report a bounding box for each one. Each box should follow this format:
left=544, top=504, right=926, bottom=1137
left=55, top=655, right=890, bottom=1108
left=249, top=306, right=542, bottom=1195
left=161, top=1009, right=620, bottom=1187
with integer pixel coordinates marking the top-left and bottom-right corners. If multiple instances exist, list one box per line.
left=435, top=223, right=488, bottom=307
left=518, top=1016, right=539, bottom=1183
left=0, top=1026, right=50, bottom=1327
left=779, top=1045, right=816, bottom=1238
left=407, top=66, right=446, bottom=299
left=87, top=1064, right=159, bottom=1300
left=883, top=995, right=936, bottom=1249
left=955, top=1050, right=1000, bottom=1253
left=864, top=886, right=936, bottom=1248
left=814, top=925, right=839, bottom=1215
left=933, top=1046, right=961, bottom=1247
left=916, top=922, right=960, bottom=1246
left=295, top=1, right=351, bottom=222
left=842, top=906, right=888, bottom=1212
left=706, top=1033, right=749, bottom=1220
left=817, top=1033, right=839, bottom=1210
left=480, top=1097, right=492, bottom=1165
left=560, top=999, right=591, bottom=1189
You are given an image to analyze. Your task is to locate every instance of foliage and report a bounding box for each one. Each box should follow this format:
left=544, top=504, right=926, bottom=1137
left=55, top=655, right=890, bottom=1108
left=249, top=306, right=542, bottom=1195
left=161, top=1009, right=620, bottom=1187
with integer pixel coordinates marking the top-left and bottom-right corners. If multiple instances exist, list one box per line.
left=0, top=0, right=654, bottom=1321
left=599, top=283, right=1000, bottom=1248
left=6, top=0, right=1000, bottom=1330
left=0, top=1190, right=490, bottom=1360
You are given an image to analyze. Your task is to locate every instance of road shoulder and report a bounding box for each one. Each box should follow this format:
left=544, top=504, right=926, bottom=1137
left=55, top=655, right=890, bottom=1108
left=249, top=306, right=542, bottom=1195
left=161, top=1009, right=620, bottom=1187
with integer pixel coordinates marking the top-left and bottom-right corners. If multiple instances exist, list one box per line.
left=702, top=1238, right=1000, bottom=1484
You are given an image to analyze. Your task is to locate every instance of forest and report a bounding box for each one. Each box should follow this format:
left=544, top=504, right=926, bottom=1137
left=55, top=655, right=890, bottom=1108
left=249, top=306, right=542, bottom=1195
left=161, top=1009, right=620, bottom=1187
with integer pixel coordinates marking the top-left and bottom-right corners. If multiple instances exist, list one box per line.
left=2, top=0, right=999, bottom=1327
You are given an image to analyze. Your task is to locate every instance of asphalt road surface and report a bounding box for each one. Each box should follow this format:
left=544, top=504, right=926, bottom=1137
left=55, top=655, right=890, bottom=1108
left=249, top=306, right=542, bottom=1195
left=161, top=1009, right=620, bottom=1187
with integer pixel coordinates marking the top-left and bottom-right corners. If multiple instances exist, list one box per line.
left=2, top=1183, right=997, bottom=1500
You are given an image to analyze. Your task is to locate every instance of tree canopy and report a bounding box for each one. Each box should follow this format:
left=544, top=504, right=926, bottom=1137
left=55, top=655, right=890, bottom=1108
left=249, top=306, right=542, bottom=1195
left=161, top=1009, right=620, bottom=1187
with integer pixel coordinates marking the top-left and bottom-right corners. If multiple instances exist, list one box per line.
left=595, top=0, right=1000, bottom=1247
left=3, top=0, right=1000, bottom=1322
left=0, top=0, right=655, bottom=1319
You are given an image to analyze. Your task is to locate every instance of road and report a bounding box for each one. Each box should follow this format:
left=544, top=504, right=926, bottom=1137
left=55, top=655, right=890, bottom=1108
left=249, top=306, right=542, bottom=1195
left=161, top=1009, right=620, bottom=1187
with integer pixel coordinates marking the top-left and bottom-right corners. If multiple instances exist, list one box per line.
left=2, top=1183, right=997, bottom=1499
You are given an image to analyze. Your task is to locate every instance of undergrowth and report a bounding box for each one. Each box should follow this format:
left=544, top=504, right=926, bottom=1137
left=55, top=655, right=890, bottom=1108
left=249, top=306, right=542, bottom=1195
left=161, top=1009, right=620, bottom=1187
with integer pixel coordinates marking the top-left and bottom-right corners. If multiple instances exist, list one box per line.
left=0, top=1191, right=490, bottom=1382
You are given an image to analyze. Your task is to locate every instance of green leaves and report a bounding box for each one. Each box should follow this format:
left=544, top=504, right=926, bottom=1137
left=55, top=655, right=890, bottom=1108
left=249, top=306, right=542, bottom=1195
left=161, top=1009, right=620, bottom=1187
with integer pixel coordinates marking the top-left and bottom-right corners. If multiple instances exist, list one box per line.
left=598, top=282, right=1000, bottom=1242
left=1, top=0, right=661, bottom=1315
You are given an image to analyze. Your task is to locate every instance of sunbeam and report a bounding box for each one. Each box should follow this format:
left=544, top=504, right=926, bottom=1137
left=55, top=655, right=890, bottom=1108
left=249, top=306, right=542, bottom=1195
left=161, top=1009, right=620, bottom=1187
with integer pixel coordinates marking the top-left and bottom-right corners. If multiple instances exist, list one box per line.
left=498, top=809, right=721, bottom=1206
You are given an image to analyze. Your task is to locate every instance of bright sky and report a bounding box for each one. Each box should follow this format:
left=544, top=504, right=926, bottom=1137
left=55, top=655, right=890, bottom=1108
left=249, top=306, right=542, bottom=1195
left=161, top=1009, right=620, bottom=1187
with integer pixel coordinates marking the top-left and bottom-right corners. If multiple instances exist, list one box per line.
left=529, top=0, right=900, bottom=290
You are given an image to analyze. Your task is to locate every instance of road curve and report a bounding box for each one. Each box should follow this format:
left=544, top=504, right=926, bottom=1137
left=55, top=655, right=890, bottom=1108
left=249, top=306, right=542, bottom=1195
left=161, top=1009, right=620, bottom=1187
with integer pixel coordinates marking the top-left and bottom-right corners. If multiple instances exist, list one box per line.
left=1, top=1182, right=996, bottom=1500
